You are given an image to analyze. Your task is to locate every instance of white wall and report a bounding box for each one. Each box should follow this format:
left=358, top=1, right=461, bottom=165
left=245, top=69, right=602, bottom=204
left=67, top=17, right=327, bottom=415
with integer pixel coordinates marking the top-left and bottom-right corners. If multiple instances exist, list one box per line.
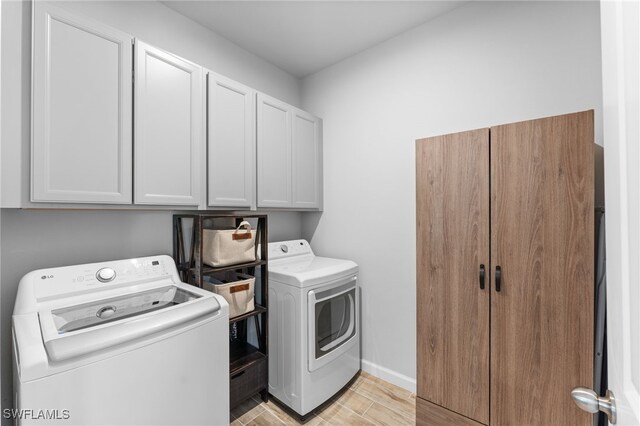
left=301, top=0, right=603, bottom=391
left=0, top=0, right=303, bottom=418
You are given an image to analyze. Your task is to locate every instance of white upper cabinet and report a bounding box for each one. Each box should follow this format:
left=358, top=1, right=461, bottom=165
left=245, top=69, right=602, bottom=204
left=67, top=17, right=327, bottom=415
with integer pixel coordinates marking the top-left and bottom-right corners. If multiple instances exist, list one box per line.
left=291, top=109, right=322, bottom=209
left=257, top=94, right=323, bottom=209
left=257, top=93, right=292, bottom=208
left=134, top=40, right=203, bottom=206
left=207, top=73, right=255, bottom=208
left=32, top=2, right=133, bottom=203
left=30, top=4, right=321, bottom=210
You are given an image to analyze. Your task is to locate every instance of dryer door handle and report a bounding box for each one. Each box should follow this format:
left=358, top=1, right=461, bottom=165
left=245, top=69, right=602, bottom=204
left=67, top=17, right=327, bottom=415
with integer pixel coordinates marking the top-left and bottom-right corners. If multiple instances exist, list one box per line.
left=310, top=276, right=357, bottom=303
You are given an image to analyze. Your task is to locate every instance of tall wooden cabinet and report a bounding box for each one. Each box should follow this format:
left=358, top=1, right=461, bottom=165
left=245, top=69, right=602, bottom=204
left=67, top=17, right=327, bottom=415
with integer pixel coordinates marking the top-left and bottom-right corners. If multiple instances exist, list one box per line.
left=416, top=111, right=595, bottom=426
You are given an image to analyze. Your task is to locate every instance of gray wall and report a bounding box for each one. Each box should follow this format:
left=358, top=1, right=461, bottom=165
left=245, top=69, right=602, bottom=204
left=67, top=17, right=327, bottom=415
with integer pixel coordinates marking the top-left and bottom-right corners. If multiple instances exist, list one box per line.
left=301, top=0, right=603, bottom=390
left=0, top=0, right=304, bottom=416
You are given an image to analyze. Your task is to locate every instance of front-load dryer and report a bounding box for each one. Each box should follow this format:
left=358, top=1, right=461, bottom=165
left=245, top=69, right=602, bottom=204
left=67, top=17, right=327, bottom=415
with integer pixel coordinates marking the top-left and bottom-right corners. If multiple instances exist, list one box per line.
left=12, top=255, right=229, bottom=426
left=268, top=240, right=360, bottom=417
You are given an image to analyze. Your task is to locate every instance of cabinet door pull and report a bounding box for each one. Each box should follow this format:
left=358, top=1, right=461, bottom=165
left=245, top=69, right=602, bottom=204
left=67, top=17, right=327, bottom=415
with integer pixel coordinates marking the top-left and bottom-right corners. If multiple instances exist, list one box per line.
left=479, top=264, right=486, bottom=290
left=495, top=265, right=502, bottom=292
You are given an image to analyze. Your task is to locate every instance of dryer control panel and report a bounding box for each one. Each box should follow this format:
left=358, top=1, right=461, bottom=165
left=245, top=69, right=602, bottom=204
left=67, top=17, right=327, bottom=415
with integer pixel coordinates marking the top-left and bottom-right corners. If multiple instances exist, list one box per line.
left=268, top=240, right=314, bottom=261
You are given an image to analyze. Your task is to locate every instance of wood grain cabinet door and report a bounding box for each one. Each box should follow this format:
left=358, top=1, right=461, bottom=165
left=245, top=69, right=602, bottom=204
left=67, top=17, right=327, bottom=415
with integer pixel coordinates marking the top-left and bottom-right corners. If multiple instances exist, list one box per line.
left=134, top=40, right=203, bottom=206
left=32, top=2, right=132, bottom=204
left=490, top=111, right=594, bottom=426
left=416, top=129, right=490, bottom=425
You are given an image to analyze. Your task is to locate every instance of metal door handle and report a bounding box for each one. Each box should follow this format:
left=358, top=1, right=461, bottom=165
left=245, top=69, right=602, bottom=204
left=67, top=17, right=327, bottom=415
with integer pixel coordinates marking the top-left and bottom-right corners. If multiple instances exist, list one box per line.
left=571, top=387, right=616, bottom=424
left=495, top=266, right=502, bottom=292
left=479, top=264, right=485, bottom=290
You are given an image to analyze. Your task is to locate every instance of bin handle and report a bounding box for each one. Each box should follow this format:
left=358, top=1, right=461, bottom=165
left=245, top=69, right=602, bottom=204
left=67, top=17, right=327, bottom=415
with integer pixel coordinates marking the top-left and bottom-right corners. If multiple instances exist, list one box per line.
left=232, top=221, right=253, bottom=241
left=236, top=221, right=251, bottom=231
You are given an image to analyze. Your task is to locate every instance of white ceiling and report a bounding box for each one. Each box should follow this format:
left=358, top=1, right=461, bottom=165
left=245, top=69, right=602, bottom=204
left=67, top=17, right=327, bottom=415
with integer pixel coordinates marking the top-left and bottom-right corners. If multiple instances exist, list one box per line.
left=161, top=1, right=466, bottom=77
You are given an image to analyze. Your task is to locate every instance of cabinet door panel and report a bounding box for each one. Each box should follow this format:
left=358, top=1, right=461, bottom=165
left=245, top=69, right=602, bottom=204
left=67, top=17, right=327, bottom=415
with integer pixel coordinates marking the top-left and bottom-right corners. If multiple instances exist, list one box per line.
left=135, top=41, right=202, bottom=205
left=257, top=94, right=291, bottom=207
left=32, top=2, right=132, bottom=203
left=416, top=129, right=490, bottom=424
left=490, top=111, right=594, bottom=426
left=292, top=110, right=322, bottom=209
left=208, top=73, right=254, bottom=208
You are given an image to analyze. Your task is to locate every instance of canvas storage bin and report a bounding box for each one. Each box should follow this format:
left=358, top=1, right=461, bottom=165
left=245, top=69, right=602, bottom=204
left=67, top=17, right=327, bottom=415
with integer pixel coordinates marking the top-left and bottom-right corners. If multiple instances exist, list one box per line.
left=203, top=272, right=255, bottom=319
left=203, top=220, right=256, bottom=267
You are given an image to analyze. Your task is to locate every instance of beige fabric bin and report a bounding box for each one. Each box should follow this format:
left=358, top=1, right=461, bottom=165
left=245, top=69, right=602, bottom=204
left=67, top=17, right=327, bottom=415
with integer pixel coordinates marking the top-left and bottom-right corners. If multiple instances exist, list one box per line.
left=203, top=220, right=256, bottom=267
left=203, top=272, right=255, bottom=319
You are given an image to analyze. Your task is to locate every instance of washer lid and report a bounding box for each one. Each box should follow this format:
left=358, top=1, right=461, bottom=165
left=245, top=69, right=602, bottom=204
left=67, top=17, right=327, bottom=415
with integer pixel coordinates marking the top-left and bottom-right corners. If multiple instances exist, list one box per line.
left=270, top=256, right=358, bottom=287
left=37, top=284, right=221, bottom=362
left=50, top=285, right=203, bottom=334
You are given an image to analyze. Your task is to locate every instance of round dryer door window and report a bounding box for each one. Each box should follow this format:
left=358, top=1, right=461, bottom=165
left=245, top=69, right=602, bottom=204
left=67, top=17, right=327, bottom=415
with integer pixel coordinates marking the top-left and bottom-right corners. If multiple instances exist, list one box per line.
left=307, top=276, right=358, bottom=371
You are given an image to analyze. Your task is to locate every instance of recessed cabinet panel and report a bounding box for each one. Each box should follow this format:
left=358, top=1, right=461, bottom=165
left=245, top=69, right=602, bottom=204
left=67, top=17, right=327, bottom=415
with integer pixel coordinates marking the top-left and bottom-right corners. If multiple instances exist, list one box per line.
left=292, top=110, right=322, bottom=209
left=208, top=73, right=255, bottom=208
left=257, top=94, right=291, bottom=207
left=135, top=41, right=202, bottom=205
left=32, top=2, right=132, bottom=203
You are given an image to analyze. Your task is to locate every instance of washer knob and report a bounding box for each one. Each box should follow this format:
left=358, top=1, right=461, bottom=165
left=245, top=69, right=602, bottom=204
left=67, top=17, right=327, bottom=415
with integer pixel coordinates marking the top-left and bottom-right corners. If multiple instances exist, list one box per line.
left=280, top=245, right=289, bottom=253
left=96, top=267, right=116, bottom=283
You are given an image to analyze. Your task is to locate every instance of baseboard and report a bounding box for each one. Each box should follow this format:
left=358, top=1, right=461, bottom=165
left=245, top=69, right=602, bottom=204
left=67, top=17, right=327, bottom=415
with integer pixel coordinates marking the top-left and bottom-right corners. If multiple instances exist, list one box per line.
left=361, top=359, right=416, bottom=393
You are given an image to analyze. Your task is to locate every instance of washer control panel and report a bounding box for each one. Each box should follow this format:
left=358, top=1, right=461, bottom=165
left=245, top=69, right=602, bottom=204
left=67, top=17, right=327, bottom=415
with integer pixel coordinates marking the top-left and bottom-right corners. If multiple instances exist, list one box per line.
left=268, top=240, right=313, bottom=260
left=32, top=255, right=175, bottom=301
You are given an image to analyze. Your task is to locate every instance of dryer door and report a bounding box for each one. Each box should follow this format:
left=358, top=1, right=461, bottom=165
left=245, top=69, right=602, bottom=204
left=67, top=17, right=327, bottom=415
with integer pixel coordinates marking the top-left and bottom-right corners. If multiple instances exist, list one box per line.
left=308, top=276, right=358, bottom=372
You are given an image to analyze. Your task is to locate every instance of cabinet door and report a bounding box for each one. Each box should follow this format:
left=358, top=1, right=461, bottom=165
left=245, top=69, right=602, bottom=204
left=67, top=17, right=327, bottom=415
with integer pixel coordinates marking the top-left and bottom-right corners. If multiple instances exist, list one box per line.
left=490, top=111, right=594, bottom=426
left=291, top=109, right=322, bottom=209
left=416, top=129, right=490, bottom=425
left=32, top=2, right=132, bottom=203
left=134, top=41, right=203, bottom=205
left=208, top=73, right=255, bottom=208
left=257, top=93, right=291, bottom=208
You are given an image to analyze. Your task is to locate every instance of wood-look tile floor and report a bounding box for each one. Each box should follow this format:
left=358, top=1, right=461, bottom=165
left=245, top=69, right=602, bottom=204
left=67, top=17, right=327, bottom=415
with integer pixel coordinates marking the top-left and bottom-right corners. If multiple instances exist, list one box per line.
left=231, top=372, right=416, bottom=426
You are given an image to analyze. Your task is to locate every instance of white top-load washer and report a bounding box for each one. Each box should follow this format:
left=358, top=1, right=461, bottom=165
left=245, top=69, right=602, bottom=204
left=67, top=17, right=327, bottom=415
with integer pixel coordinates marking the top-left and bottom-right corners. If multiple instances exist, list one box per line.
left=268, top=240, right=360, bottom=417
left=12, top=255, right=229, bottom=426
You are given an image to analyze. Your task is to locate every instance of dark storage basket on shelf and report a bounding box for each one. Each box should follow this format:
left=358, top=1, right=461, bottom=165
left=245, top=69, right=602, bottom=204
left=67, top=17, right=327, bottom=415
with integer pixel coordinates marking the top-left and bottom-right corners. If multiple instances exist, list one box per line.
left=173, top=213, right=268, bottom=409
left=230, top=354, right=268, bottom=405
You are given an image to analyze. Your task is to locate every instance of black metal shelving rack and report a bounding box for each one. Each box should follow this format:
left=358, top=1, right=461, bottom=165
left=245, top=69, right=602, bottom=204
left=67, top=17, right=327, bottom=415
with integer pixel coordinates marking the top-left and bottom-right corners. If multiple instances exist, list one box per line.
left=173, top=213, right=268, bottom=409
